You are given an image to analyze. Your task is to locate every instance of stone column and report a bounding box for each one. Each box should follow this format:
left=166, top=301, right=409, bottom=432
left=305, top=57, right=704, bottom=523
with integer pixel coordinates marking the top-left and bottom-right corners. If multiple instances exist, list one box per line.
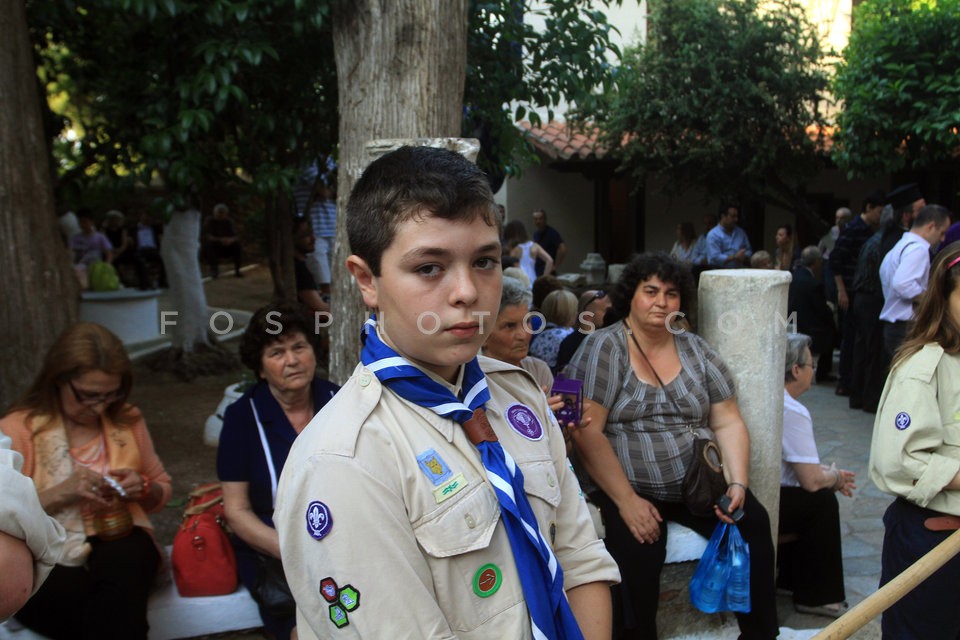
left=698, top=269, right=791, bottom=540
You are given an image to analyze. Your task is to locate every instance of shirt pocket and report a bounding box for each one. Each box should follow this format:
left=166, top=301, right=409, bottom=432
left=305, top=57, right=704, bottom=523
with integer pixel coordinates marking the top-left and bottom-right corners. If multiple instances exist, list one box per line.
left=412, top=484, right=524, bottom=634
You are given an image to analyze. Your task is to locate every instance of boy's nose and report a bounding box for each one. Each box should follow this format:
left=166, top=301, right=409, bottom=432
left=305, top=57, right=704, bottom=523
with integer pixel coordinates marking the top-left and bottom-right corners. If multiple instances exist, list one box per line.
left=449, top=268, right=479, bottom=305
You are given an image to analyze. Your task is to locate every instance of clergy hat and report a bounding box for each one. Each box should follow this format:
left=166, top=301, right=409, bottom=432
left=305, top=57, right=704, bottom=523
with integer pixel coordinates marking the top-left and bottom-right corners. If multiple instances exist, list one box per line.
left=886, top=183, right=923, bottom=210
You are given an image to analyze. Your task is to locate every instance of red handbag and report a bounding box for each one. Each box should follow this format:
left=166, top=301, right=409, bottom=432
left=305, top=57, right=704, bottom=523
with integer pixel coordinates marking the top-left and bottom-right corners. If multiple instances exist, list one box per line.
left=171, top=482, right=239, bottom=597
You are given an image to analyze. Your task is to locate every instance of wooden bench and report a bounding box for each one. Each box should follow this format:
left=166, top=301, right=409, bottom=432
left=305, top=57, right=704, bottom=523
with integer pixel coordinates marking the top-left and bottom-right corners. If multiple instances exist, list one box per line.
left=0, top=547, right=262, bottom=640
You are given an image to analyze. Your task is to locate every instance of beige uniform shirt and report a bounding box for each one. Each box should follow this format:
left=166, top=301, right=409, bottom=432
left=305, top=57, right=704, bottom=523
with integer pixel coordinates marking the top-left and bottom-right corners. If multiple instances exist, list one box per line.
left=0, top=432, right=65, bottom=595
left=276, top=357, right=619, bottom=639
left=870, top=344, right=960, bottom=514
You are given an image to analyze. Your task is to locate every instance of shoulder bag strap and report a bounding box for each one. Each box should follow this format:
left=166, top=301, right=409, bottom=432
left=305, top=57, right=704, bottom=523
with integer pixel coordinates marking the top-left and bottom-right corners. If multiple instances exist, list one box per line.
left=249, top=398, right=278, bottom=508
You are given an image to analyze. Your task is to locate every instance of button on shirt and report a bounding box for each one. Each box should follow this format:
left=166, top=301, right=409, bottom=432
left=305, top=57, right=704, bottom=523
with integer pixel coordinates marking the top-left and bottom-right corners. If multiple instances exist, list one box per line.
left=879, top=231, right=932, bottom=322
left=706, top=225, right=752, bottom=267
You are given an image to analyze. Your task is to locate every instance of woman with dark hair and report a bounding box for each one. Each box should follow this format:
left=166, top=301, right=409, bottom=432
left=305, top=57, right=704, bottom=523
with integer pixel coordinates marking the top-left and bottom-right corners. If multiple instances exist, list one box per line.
left=871, top=241, right=960, bottom=639
left=503, top=219, right=553, bottom=286
left=217, top=302, right=339, bottom=639
left=774, top=224, right=800, bottom=271
left=669, top=221, right=698, bottom=264
left=567, top=252, right=778, bottom=639
left=1, top=323, right=171, bottom=639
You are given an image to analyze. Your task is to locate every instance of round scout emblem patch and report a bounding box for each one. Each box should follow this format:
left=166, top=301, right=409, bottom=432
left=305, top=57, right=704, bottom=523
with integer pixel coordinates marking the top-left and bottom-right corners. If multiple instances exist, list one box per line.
left=895, top=412, right=911, bottom=431
left=306, top=501, right=333, bottom=540
left=472, top=563, right=502, bottom=598
left=506, top=403, right=544, bottom=440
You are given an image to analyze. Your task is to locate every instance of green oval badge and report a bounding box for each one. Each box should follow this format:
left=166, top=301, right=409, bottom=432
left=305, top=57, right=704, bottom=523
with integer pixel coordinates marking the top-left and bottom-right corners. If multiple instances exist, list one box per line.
left=472, top=563, right=502, bottom=598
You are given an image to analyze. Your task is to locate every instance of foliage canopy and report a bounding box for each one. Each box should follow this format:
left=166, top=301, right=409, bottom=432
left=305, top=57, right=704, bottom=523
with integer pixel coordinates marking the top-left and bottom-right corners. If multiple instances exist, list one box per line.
left=590, top=0, right=828, bottom=210
left=29, top=0, right=621, bottom=208
left=29, top=0, right=338, bottom=214
left=832, top=0, right=960, bottom=178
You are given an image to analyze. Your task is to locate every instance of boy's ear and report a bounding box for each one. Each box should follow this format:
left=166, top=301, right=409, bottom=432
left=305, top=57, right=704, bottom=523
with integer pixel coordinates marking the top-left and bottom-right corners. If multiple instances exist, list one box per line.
left=346, top=255, right=378, bottom=309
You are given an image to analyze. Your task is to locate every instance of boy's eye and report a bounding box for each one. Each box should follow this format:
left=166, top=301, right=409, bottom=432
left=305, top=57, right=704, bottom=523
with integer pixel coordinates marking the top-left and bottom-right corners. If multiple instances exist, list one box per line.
left=416, top=264, right=442, bottom=277
left=475, top=256, right=499, bottom=270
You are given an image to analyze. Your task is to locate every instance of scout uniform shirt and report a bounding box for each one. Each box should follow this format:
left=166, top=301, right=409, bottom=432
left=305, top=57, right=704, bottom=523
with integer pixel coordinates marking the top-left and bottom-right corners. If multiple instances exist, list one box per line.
left=870, top=343, right=960, bottom=515
left=275, top=356, right=619, bottom=639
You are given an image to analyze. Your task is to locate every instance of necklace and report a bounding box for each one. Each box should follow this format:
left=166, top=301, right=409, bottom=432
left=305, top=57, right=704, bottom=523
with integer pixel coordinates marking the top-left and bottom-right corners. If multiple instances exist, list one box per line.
left=70, top=432, right=105, bottom=469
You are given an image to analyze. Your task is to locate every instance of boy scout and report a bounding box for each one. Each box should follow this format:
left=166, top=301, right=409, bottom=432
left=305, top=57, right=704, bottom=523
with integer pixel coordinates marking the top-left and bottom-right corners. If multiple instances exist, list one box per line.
left=276, top=146, right=618, bottom=639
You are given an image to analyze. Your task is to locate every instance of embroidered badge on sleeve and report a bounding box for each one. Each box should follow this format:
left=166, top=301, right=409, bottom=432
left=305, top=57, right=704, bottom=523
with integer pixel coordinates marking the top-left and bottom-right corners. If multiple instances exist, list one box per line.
left=416, top=448, right=453, bottom=486
left=306, top=501, right=333, bottom=540
left=895, top=412, right=911, bottom=431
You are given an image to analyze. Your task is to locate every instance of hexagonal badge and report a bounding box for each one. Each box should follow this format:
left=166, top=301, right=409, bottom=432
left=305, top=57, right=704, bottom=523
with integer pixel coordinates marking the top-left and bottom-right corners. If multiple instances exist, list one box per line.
left=329, top=604, right=349, bottom=628
left=320, top=577, right=339, bottom=603
left=338, top=585, right=360, bottom=612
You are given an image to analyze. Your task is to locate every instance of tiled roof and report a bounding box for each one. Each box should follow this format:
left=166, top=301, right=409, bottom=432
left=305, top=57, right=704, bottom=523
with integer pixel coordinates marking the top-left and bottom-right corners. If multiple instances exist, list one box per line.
left=520, top=121, right=608, bottom=161
left=522, top=120, right=835, bottom=160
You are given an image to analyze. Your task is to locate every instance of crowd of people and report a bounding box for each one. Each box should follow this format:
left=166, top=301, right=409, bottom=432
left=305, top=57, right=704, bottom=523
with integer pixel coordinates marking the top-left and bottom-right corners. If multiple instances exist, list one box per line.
left=5, top=149, right=960, bottom=640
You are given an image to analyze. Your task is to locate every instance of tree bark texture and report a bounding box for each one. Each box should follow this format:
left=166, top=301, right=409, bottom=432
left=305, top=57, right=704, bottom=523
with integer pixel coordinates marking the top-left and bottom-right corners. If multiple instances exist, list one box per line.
left=160, top=209, right=210, bottom=352
left=0, top=0, right=79, bottom=410
left=329, top=0, right=469, bottom=384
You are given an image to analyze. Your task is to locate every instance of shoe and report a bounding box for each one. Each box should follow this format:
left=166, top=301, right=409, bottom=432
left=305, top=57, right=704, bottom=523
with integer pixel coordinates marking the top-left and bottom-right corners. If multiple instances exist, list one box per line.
left=795, top=602, right=849, bottom=619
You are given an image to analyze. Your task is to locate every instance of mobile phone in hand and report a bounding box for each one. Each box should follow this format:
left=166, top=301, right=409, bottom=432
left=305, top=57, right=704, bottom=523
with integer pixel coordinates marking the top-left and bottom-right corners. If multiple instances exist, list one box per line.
left=716, top=494, right=744, bottom=522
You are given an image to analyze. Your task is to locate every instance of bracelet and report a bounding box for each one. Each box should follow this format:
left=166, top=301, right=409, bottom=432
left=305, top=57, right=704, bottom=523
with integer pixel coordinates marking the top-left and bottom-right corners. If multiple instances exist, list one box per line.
left=729, top=482, right=747, bottom=492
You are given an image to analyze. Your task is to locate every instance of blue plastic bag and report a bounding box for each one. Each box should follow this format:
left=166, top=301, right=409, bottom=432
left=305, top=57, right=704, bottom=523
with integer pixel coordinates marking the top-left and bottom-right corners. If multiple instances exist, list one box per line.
left=689, top=522, right=751, bottom=613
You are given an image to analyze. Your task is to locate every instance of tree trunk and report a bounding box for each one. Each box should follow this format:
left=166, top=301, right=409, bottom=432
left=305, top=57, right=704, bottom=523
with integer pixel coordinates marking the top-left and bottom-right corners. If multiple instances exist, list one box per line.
left=160, top=209, right=210, bottom=352
left=0, top=0, right=79, bottom=410
left=329, top=0, right=469, bottom=384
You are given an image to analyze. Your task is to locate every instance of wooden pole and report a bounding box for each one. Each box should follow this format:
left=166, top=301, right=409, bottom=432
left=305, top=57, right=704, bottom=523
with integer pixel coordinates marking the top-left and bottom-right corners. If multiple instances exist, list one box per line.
left=811, top=527, right=960, bottom=639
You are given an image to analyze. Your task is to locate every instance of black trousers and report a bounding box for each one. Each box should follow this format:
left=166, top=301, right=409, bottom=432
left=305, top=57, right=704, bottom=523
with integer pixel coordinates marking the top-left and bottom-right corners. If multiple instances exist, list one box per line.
left=880, top=498, right=960, bottom=639
left=204, top=241, right=242, bottom=274
left=594, top=490, right=779, bottom=640
left=15, top=527, right=161, bottom=640
left=777, top=487, right=845, bottom=606
left=837, top=291, right=856, bottom=391
left=850, top=291, right=885, bottom=411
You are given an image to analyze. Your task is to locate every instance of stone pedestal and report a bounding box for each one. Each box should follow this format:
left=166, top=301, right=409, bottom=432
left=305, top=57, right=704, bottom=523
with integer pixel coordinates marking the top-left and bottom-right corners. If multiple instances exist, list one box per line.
left=698, top=269, right=792, bottom=540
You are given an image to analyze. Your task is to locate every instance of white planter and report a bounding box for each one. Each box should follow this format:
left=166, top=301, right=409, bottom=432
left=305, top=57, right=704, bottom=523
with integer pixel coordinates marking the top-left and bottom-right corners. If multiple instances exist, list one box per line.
left=203, top=383, right=245, bottom=447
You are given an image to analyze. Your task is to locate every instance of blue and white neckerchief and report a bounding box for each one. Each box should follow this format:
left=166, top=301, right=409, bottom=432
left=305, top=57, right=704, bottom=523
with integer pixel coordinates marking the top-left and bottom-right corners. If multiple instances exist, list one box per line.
left=360, top=316, right=583, bottom=639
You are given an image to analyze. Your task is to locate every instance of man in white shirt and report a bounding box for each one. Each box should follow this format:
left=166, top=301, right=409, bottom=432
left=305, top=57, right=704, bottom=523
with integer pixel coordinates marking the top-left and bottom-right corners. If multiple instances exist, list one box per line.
left=878, top=204, right=952, bottom=357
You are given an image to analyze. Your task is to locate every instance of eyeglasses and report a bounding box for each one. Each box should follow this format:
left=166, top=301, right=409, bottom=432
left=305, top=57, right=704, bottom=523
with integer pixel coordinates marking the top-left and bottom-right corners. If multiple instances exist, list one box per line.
left=68, top=380, right=124, bottom=406
left=799, top=362, right=817, bottom=371
left=586, top=290, right=607, bottom=304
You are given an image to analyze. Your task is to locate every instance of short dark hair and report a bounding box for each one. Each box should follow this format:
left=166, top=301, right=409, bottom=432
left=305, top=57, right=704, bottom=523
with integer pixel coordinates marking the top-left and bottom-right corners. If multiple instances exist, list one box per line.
left=863, top=189, right=885, bottom=211
left=609, top=252, right=694, bottom=321
left=239, top=301, right=322, bottom=377
left=718, top=203, right=739, bottom=217
left=913, top=204, right=951, bottom=230
left=346, top=146, right=499, bottom=276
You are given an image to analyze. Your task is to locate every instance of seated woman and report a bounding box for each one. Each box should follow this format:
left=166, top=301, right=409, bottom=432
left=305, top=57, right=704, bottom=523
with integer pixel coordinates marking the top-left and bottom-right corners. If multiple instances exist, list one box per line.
left=871, top=242, right=960, bottom=639
left=780, top=333, right=855, bottom=618
left=482, top=276, right=553, bottom=390
left=567, top=252, right=779, bottom=639
left=216, top=302, right=339, bottom=640
left=529, top=288, right=578, bottom=372
left=1, top=323, right=172, bottom=639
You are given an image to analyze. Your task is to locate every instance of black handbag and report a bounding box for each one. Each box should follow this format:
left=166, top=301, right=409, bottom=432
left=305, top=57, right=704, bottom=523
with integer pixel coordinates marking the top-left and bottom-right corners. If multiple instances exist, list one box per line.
left=625, top=321, right=729, bottom=517
left=253, top=553, right=295, bottom=618
left=682, top=436, right=728, bottom=517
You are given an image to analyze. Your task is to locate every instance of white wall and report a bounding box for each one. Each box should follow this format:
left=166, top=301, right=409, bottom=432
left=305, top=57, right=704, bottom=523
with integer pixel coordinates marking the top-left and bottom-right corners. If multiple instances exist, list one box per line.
left=498, top=163, right=594, bottom=275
